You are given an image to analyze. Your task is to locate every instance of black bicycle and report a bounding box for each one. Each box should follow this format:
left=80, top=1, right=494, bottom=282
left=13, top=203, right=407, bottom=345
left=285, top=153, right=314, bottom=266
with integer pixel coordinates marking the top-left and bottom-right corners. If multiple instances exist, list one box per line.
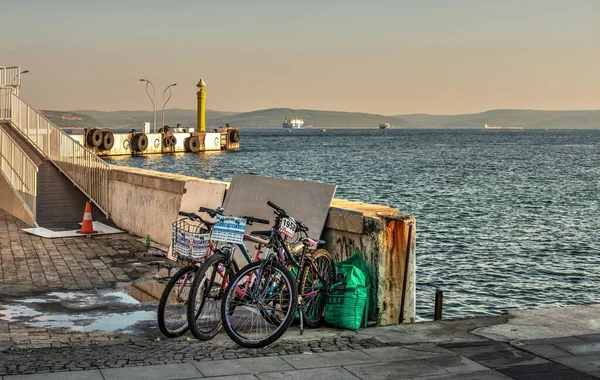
left=220, top=201, right=334, bottom=348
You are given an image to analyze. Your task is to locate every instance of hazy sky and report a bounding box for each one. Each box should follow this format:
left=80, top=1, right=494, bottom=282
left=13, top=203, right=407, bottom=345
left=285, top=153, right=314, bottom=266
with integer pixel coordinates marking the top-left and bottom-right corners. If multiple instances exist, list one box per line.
left=3, top=0, right=599, bottom=114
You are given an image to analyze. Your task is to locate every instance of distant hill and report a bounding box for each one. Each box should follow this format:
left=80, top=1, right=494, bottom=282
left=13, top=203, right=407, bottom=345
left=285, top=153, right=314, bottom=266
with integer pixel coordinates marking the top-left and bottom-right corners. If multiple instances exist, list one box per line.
left=396, top=110, right=600, bottom=129
left=71, top=108, right=410, bottom=129
left=45, top=108, right=600, bottom=130
left=208, top=108, right=411, bottom=128
left=39, top=110, right=102, bottom=128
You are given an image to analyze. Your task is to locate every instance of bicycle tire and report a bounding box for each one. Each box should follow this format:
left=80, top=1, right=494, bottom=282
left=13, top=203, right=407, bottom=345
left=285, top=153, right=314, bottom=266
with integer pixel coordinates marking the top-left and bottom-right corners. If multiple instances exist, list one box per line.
left=157, top=265, right=197, bottom=338
left=221, top=260, right=297, bottom=348
left=299, top=249, right=334, bottom=328
left=187, top=253, right=238, bottom=341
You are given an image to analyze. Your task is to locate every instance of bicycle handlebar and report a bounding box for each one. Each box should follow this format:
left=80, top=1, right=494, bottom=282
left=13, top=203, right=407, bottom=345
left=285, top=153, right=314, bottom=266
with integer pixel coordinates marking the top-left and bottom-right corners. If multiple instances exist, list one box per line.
left=296, top=220, right=309, bottom=232
left=198, top=206, right=224, bottom=218
left=243, top=216, right=270, bottom=225
left=267, top=201, right=283, bottom=212
left=178, top=211, right=198, bottom=219
left=267, top=201, right=309, bottom=232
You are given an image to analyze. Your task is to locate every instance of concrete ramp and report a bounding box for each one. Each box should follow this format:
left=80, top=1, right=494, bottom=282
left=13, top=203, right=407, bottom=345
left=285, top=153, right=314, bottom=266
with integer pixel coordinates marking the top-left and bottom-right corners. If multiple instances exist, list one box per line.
left=0, top=122, right=112, bottom=230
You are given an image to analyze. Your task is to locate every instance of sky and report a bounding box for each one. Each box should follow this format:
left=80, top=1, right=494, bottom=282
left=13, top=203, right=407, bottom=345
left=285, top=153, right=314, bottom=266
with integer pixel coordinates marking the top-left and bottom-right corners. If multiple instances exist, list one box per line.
left=3, top=0, right=599, bottom=115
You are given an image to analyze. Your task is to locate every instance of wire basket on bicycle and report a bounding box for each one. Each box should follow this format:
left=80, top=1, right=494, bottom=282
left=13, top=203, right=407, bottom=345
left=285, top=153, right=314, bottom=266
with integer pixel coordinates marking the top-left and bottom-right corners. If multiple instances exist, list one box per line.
left=172, top=218, right=211, bottom=262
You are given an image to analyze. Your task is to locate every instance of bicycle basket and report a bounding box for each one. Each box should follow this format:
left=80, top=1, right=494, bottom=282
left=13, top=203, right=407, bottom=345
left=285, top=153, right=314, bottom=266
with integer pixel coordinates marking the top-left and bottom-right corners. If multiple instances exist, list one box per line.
left=172, top=219, right=210, bottom=261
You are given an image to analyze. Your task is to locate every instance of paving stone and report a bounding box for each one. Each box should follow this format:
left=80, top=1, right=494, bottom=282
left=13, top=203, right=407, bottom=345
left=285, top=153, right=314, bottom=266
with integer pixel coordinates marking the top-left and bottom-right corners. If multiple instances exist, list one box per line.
left=425, top=355, right=489, bottom=374
left=256, top=367, right=359, bottom=380
left=344, top=359, right=447, bottom=379
left=553, top=356, right=600, bottom=374
left=499, top=368, right=597, bottom=380
left=3, top=369, right=104, bottom=379
left=191, top=375, right=258, bottom=380
left=520, top=336, right=586, bottom=346
left=194, top=357, right=293, bottom=377
left=361, top=346, right=455, bottom=362
left=280, top=349, right=377, bottom=369
left=447, top=343, right=548, bottom=369
left=577, top=334, right=600, bottom=343
left=101, top=363, right=203, bottom=379
left=555, top=342, right=600, bottom=356
left=518, top=344, right=574, bottom=359
left=416, top=370, right=513, bottom=379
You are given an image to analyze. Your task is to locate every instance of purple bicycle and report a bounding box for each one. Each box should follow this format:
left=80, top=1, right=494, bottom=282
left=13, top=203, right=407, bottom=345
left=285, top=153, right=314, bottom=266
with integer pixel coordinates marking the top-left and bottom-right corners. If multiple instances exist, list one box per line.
left=220, top=201, right=334, bottom=348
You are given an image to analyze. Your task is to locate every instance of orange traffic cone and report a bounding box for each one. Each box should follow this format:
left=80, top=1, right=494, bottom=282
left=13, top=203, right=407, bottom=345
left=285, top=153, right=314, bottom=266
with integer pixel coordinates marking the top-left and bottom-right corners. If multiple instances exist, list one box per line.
left=77, top=201, right=97, bottom=234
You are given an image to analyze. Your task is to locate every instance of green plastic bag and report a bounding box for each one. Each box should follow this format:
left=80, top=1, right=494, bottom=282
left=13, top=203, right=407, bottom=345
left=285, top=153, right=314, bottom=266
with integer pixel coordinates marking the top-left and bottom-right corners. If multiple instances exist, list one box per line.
left=324, top=249, right=370, bottom=330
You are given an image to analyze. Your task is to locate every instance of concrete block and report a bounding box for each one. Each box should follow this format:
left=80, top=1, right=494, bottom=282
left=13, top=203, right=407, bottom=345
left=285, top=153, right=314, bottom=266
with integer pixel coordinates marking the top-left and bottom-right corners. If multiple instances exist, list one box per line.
left=325, top=207, right=364, bottom=234
left=280, top=349, right=377, bottom=369
left=193, top=357, right=293, bottom=377
left=100, top=363, right=203, bottom=379
left=256, top=367, right=359, bottom=380
left=344, top=359, right=447, bottom=379
left=4, top=370, right=104, bottom=380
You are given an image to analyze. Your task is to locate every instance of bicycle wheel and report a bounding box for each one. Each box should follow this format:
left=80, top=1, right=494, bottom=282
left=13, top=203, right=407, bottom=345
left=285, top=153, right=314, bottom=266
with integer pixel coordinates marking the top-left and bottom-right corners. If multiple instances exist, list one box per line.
left=221, top=260, right=297, bottom=348
left=157, top=265, right=196, bottom=338
left=299, top=249, right=334, bottom=328
left=187, top=253, right=238, bottom=341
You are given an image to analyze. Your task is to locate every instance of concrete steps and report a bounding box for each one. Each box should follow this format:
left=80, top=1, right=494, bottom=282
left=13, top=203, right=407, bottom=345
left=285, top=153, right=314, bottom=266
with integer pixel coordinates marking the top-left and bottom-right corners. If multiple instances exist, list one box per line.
left=0, top=122, right=112, bottom=230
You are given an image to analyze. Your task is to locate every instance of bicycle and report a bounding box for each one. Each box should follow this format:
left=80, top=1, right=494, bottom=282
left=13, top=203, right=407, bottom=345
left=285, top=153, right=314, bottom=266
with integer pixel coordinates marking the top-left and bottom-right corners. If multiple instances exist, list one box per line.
left=158, top=205, right=273, bottom=338
left=220, top=201, right=334, bottom=348
left=186, top=212, right=270, bottom=341
left=157, top=207, right=220, bottom=338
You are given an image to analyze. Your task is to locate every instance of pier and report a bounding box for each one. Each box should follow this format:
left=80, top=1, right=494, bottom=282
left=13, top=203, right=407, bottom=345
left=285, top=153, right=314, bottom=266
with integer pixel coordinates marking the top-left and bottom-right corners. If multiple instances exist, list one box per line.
left=70, top=79, right=240, bottom=156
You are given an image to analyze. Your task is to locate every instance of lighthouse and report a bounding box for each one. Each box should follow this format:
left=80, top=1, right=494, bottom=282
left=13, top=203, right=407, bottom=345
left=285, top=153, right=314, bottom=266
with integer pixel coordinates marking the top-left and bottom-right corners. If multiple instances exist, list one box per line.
left=197, top=79, right=206, bottom=132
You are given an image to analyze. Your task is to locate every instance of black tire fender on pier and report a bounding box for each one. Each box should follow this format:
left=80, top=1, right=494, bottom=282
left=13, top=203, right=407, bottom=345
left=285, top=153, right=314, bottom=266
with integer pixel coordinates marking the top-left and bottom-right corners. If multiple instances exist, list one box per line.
left=188, top=136, right=200, bottom=152
left=132, top=133, right=148, bottom=152
left=138, top=133, right=149, bottom=151
left=87, top=128, right=103, bottom=148
left=163, top=136, right=172, bottom=147
left=101, top=130, right=115, bottom=150
left=229, top=129, right=240, bottom=143
left=170, top=135, right=177, bottom=147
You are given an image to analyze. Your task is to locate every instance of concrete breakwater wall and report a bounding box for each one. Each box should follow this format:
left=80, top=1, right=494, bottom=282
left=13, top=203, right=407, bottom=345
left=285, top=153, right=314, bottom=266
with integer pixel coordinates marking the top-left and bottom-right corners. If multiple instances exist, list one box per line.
left=107, top=165, right=416, bottom=325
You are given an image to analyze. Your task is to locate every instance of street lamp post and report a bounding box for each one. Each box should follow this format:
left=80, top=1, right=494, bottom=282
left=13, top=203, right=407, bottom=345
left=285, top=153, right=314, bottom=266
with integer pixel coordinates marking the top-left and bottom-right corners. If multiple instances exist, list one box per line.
left=139, top=79, right=156, bottom=132
left=14, top=70, right=29, bottom=96
left=161, top=83, right=177, bottom=130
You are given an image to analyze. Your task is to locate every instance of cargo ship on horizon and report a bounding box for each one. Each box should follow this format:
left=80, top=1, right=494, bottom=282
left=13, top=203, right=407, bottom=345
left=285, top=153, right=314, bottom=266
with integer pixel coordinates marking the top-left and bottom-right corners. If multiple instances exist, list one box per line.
left=485, top=124, right=524, bottom=130
left=283, top=118, right=304, bottom=129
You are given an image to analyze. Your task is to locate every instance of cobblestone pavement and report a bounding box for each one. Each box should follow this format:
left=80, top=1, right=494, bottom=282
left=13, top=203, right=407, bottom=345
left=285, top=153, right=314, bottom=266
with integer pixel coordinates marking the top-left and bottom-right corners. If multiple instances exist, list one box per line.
left=0, top=332, right=397, bottom=375
left=1, top=329, right=599, bottom=378
left=0, top=210, right=157, bottom=296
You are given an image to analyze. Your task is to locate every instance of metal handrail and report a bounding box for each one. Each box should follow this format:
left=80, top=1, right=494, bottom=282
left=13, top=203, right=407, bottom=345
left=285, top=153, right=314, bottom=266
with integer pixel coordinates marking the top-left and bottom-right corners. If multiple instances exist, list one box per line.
left=0, top=126, right=38, bottom=219
left=1, top=88, right=110, bottom=215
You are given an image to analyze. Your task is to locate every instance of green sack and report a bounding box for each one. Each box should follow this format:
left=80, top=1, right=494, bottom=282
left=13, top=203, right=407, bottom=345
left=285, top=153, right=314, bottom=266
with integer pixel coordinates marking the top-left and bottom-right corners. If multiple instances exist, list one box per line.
left=324, top=249, right=370, bottom=330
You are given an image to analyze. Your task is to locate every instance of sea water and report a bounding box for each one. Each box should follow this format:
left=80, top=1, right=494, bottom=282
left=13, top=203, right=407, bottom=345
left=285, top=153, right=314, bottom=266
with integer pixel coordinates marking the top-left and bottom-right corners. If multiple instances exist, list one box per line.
left=105, top=129, right=600, bottom=319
